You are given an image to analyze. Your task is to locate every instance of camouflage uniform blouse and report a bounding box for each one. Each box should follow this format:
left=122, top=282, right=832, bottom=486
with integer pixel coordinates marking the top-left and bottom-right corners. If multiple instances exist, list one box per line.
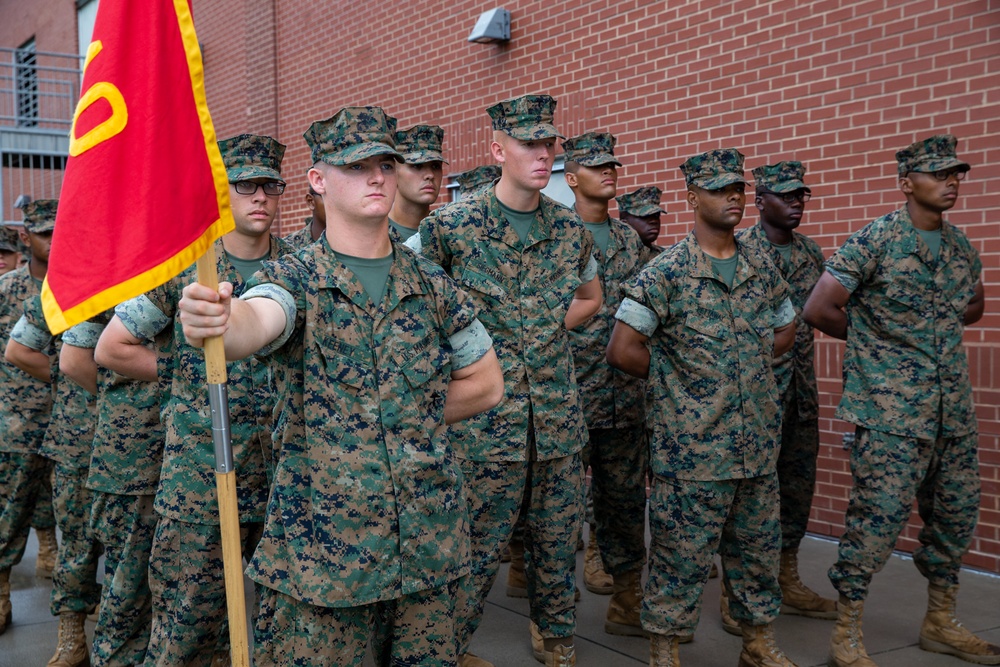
left=242, top=237, right=481, bottom=608
left=115, top=237, right=289, bottom=525
left=418, top=187, right=596, bottom=462
left=618, top=231, right=795, bottom=481
left=10, top=295, right=97, bottom=469
left=737, top=223, right=825, bottom=420
left=825, top=205, right=981, bottom=440
left=569, top=219, right=646, bottom=429
left=283, top=217, right=317, bottom=250
left=0, top=266, right=51, bottom=455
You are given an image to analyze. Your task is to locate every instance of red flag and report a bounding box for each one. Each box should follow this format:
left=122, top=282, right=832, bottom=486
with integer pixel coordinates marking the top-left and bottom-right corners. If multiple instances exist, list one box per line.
left=41, top=0, right=233, bottom=334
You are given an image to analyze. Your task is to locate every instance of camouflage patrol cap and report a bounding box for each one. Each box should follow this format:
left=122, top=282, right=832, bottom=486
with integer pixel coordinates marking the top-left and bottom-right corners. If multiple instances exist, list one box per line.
left=456, top=164, right=502, bottom=195
left=561, top=132, right=622, bottom=167
left=896, top=134, right=970, bottom=176
left=752, top=161, right=811, bottom=194
left=616, top=186, right=665, bottom=217
left=680, top=148, right=747, bottom=190
left=305, top=106, right=403, bottom=167
left=218, top=134, right=286, bottom=183
left=487, top=94, right=565, bottom=141
left=394, top=125, right=449, bottom=165
left=21, top=199, right=58, bottom=234
left=0, top=225, right=20, bottom=252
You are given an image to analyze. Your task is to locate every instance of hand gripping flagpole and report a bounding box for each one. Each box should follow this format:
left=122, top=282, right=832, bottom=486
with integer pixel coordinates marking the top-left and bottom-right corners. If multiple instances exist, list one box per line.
left=196, top=245, right=250, bottom=667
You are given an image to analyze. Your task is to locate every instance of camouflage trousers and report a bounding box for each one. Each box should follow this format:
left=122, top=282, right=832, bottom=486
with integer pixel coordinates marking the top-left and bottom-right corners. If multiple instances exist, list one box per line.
left=643, top=474, right=781, bottom=634
left=254, top=579, right=460, bottom=666
left=51, top=463, right=102, bottom=614
left=829, top=428, right=980, bottom=601
left=90, top=491, right=158, bottom=667
left=585, top=425, right=648, bottom=575
left=455, top=452, right=583, bottom=651
left=776, top=391, right=820, bottom=551
left=31, top=457, right=55, bottom=529
left=143, top=516, right=263, bottom=667
left=0, top=451, right=48, bottom=572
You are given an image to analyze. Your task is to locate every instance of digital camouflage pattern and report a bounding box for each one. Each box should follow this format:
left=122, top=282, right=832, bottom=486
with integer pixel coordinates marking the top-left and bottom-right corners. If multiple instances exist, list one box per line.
left=0, top=452, right=49, bottom=572
left=115, top=236, right=290, bottom=524
left=752, top=160, right=811, bottom=194
left=145, top=517, right=262, bottom=667
left=829, top=428, right=980, bottom=600
left=569, top=219, right=646, bottom=430
left=680, top=148, right=748, bottom=190
left=895, top=133, right=970, bottom=176
left=561, top=131, right=622, bottom=167
left=20, top=198, right=57, bottom=234
left=218, top=133, right=286, bottom=182
left=243, top=236, right=476, bottom=608
left=616, top=186, right=665, bottom=217
left=456, top=165, right=501, bottom=196
left=395, top=124, right=448, bottom=164
left=283, top=215, right=322, bottom=250
left=304, top=106, right=403, bottom=166
left=620, top=231, right=792, bottom=481
left=50, top=463, right=101, bottom=614
left=0, top=225, right=19, bottom=252
left=30, top=464, right=55, bottom=530
left=825, top=205, right=980, bottom=439
left=418, top=189, right=594, bottom=462
left=775, top=393, right=821, bottom=549
left=90, top=491, right=158, bottom=667
left=487, top=94, right=565, bottom=141
left=643, top=475, right=782, bottom=634
left=254, top=579, right=460, bottom=667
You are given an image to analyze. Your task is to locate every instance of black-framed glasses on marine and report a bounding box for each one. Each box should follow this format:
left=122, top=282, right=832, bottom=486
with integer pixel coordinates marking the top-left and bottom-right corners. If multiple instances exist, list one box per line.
left=232, top=180, right=286, bottom=196
left=766, top=191, right=811, bottom=203
left=930, top=168, right=967, bottom=182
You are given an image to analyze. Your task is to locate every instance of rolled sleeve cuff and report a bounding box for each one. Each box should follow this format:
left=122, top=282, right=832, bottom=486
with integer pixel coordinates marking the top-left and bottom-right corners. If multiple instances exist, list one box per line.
left=826, top=266, right=859, bottom=294
left=449, top=318, right=492, bottom=370
left=243, top=283, right=296, bottom=356
left=580, top=254, right=598, bottom=283
left=615, top=298, right=658, bottom=337
left=10, top=315, right=51, bottom=351
left=115, top=295, right=170, bottom=341
left=62, top=321, right=105, bottom=348
left=772, top=297, right=796, bottom=329
left=404, top=234, right=423, bottom=254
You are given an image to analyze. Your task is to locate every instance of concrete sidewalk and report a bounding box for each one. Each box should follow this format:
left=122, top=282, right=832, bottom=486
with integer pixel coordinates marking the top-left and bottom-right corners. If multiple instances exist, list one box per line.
left=2, top=531, right=998, bottom=666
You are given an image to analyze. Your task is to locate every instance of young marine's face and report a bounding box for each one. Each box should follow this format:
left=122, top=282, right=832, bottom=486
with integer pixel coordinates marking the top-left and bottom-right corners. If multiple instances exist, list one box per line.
left=691, top=183, right=745, bottom=230
left=571, top=163, right=618, bottom=202
left=21, top=229, right=52, bottom=265
left=756, top=189, right=807, bottom=233
left=620, top=211, right=662, bottom=248
left=902, top=168, right=963, bottom=214
left=320, top=155, right=397, bottom=223
left=396, top=161, right=443, bottom=207
left=228, top=179, right=281, bottom=239
left=0, top=249, right=18, bottom=276
left=493, top=134, right=555, bottom=192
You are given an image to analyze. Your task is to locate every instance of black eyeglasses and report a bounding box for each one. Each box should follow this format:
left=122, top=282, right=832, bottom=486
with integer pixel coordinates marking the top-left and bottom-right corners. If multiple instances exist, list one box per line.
left=765, top=191, right=811, bottom=203
left=928, top=169, right=967, bottom=181
left=232, top=181, right=285, bottom=196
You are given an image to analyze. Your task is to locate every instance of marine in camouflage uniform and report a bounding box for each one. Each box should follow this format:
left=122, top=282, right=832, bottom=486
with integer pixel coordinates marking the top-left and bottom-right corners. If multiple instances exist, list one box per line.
left=616, top=186, right=666, bottom=266
left=100, top=134, right=289, bottom=667
left=10, top=290, right=102, bottom=667
left=58, top=309, right=166, bottom=667
left=456, top=165, right=501, bottom=199
left=283, top=185, right=326, bottom=249
left=0, top=202, right=56, bottom=636
left=176, top=106, right=502, bottom=667
left=736, top=161, right=837, bottom=619
left=388, top=124, right=448, bottom=243
left=608, top=149, right=799, bottom=667
left=803, top=135, right=998, bottom=666
left=562, top=131, right=650, bottom=631
left=410, top=94, right=602, bottom=666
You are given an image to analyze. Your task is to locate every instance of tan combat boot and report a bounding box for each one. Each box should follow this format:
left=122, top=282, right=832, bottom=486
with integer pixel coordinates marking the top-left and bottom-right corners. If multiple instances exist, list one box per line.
left=35, top=527, right=58, bottom=579
left=583, top=531, right=613, bottom=594
left=778, top=549, right=837, bottom=619
left=919, top=584, right=1000, bottom=664
left=46, top=611, right=90, bottom=667
left=458, top=653, right=495, bottom=667
left=0, top=569, right=11, bottom=634
left=649, top=633, right=680, bottom=667
left=720, top=581, right=740, bottom=636
left=738, top=623, right=797, bottom=666
left=529, top=621, right=576, bottom=666
left=828, top=595, right=877, bottom=667
left=605, top=568, right=647, bottom=637
left=506, top=538, right=527, bottom=598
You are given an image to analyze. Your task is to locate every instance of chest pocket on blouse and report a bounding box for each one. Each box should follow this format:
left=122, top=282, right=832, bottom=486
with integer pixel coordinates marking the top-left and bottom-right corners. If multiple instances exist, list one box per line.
left=460, top=265, right=507, bottom=301
left=392, top=333, right=447, bottom=390
left=684, top=311, right=729, bottom=342
left=540, top=268, right=581, bottom=313
left=315, top=337, right=370, bottom=393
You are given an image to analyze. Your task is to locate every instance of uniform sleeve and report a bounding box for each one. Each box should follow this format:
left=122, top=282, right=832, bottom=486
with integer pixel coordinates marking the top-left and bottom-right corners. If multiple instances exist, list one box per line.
left=417, top=209, right=451, bottom=271
left=621, top=262, right=672, bottom=331
left=448, top=318, right=492, bottom=370
left=772, top=297, right=796, bottom=329
left=240, top=283, right=297, bottom=356
left=404, top=234, right=423, bottom=254
left=580, top=254, right=598, bottom=283
left=825, top=221, right=883, bottom=295
left=62, top=321, right=106, bottom=348
left=115, top=294, right=171, bottom=341
left=245, top=256, right=310, bottom=357
left=614, top=298, right=658, bottom=337
left=11, top=295, right=53, bottom=351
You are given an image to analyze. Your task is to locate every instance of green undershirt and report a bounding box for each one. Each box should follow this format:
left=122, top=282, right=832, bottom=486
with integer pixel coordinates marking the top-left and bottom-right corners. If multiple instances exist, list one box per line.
left=389, top=218, right=418, bottom=242
left=226, top=252, right=269, bottom=283
left=499, top=201, right=537, bottom=245
left=769, top=241, right=792, bottom=264
left=710, top=253, right=739, bottom=290
left=334, top=249, right=394, bottom=305
left=915, top=227, right=942, bottom=259
left=584, top=219, right=611, bottom=256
